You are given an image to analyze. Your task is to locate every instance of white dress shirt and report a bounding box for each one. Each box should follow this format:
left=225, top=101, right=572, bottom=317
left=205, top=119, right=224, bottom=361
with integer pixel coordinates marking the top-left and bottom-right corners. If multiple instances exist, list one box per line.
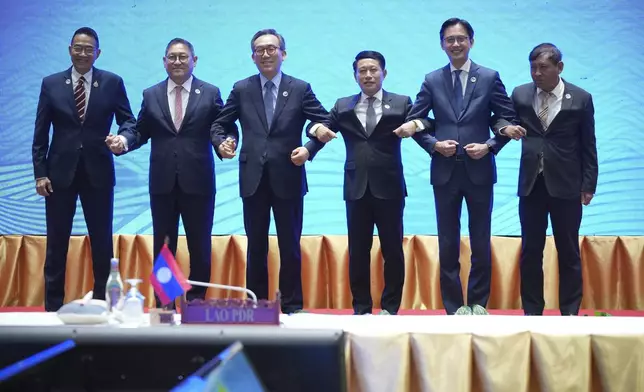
left=354, top=89, right=384, bottom=130
left=450, top=58, right=471, bottom=97
left=534, top=77, right=564, bottom=128
left=71, top=67, right=93, bottom=107
left=168, top=76, right=193, bottom=125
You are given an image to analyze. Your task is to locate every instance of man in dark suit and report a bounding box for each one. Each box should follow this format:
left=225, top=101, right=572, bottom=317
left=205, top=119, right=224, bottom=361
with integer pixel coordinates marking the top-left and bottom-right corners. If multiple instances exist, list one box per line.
left=395, top=18, right=519, bottom=315
left=108, top=38, right=233, bottom=303
left=32, top=27, right=136, bottom=311
left=500, top=43, right=598, bottom=316
left=309, top=51, right=432, bottom=315
left=211, top=29, right=328, bottom=314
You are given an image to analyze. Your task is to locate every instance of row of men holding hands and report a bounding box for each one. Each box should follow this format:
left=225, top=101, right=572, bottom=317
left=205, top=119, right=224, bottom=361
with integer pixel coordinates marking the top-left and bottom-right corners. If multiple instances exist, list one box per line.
left=34, top=18, right=597, bottom=316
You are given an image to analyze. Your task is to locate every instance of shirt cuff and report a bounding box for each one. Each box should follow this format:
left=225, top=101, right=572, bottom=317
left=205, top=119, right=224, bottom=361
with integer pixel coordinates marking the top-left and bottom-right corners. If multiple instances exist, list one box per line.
left=309, top=123, right=322, bottom=136
left=413, top=120, right=425, bottom=132
left=118, top=135, right=129, bottom=152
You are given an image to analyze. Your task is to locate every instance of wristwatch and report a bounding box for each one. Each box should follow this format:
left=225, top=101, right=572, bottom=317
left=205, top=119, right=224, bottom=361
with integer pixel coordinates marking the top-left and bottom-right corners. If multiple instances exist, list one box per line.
left=486, top=143, right=493, bottom=153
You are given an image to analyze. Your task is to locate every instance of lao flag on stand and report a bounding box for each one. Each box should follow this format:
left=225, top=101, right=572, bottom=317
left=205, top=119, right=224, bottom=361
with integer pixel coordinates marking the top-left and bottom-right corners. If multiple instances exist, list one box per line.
left=149, top=244, right=192, bottom=305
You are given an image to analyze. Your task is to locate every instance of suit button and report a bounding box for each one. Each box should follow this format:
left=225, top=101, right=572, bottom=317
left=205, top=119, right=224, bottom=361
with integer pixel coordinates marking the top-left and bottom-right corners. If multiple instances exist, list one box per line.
left=173, top=152, right=178, bottom=157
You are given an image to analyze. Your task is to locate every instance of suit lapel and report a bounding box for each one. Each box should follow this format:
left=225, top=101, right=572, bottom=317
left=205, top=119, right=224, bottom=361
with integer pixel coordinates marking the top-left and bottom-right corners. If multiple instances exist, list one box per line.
left=548, top=81, right=573, bottom=130
left=371, top=91, right=392, bottom=137
left=83, top=67, right=100, bottom=121
left=156, top=79, right=175, bottom=133
left=250, top=75, right=269, bottom=133
left=460, top=62, right=479, bottom=119
left=441, top=65, right=459, bottom=120
left=525, top=84, right=544, bottom=135
left=270, top=74, right=293, bottom=133
left=63, top=68, right=80, bottom=125
left=179, top=77, right=204, bottom=132
left=347, top=93, right=368, bottom=138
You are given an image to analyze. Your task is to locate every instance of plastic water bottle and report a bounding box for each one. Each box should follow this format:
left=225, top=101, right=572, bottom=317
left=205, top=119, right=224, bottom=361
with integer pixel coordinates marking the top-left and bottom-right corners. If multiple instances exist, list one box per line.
left=121, top=279, right=145, bottom=325
left=105, top=258, right=124, bottom=312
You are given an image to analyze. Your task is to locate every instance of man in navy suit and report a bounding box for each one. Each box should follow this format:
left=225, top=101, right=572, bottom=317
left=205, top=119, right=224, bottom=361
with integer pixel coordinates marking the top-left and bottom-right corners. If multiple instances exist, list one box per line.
left=500, top=43, right=598, bottom=316
left=395, top=18, right=521, bottom=315
left=308, top=51, right=433, bottom=315
left=109, top=38, right=233, bottom=304
left=32, top=27, right=136, bottom=311
left=211, top=29, right=328, bottom=314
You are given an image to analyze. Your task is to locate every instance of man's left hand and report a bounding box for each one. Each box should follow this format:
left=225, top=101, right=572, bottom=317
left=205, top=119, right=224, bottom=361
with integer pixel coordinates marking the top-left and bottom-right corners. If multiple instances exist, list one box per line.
left=581, top=192, right=594, bottom=206
left=290, top=147, right=309, bottom=166
left=464, top=143, right=489, bottom=160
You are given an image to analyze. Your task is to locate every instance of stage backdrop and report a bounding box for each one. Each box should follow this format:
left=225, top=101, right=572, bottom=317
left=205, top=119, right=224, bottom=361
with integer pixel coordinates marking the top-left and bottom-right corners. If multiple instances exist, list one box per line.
left=0, top=0, right=642, bottom=236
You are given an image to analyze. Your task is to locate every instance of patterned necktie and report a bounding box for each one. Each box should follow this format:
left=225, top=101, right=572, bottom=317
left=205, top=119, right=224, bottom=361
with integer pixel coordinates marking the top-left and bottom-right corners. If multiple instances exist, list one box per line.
left=174, top=85, right=183, bottom=131
left=453, top=70, right=463, bottom=114
left=264, top=80, right=275, bottom=126
left=538, top=90, right=552, bottom=130
left=365, top=96, right=377, bottom=136
left=75, top=76, right=86, bottom=123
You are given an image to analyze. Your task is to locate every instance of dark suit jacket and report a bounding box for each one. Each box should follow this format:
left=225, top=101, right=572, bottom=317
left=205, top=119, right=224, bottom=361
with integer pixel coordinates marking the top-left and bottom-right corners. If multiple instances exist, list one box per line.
left=32, top=67, right=135, bottom=188
left=408, top=62, right=516, bottom=186
left=211, top=73, right=327, bottom=199
left=509, top=80, right=598, bottom=199
left=120, top=77, right=230, bottom=196
left=311, top=91, right=430, bottom=201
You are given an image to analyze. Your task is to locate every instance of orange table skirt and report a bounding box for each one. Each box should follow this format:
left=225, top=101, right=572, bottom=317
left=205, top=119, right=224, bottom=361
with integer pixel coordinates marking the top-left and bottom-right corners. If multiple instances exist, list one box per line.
left=1, top=235, right=642, bottom=309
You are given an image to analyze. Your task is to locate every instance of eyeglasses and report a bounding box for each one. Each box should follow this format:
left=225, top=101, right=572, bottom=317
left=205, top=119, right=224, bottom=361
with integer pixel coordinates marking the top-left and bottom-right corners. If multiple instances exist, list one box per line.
left=166, top=54, right=191, bottom=63
left=72, top=45, right=95, bottom=55
left=253, top=45, right=279, bottom=56
left=443, top=35, right=470, bottom=45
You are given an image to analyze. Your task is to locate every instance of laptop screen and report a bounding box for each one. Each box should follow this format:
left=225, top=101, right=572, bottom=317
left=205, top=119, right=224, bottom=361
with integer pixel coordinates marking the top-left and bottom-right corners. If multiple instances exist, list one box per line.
left=172, top=341, right=266, bottom=392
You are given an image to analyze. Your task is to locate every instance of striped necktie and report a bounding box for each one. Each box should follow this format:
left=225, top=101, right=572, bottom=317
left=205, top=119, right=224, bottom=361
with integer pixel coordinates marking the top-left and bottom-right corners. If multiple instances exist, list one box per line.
left=538, top=90, right=554, bottom=130
left=75, top=76, right=87, bottom=123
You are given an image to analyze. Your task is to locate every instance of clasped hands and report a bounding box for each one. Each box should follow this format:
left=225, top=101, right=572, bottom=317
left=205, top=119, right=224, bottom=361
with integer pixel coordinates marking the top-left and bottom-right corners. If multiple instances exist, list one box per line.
left=105, top=134, right=125, bottom=154
left=216, top=137, right=308, bottom=166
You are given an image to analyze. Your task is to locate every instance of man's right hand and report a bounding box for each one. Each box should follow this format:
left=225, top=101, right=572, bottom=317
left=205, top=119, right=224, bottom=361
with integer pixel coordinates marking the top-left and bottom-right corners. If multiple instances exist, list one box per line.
left=218, top=137, right=236, bottom=159
left=434, top=140, right=459, bottom=157
left=36, top=177, right=53, bottom=197
left=502, top=125, right=527, bottom=140
left=314, top=125, right=336, bottom=143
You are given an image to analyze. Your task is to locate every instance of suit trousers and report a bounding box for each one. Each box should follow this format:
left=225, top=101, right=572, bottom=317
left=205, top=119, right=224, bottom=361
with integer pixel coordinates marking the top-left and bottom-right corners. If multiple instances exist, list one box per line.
left=346, top=187, right=405, bottom=315
left=433, top=160, right=493, bottom=315
left=243, top=166, right=304, bottom=314
left=519, top=173, right=583, bottom=315
left=150, top=175, right=214, bottom=307
left=44, top=156, right=114, bottom=311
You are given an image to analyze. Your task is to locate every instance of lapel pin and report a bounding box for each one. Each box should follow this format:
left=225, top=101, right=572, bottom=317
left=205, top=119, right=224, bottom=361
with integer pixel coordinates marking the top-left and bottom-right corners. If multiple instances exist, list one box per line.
left=470, top=77, right=477, bottom=83
left=384, top=104, right=391, bottom=109
left=93, top=81, right=98, bottom=88
left=283, top=91, right=288, bottom=97
left=195, top=88, right=201, bottom=94
left=565, top=93, right=571, bottom=99
left=65, top=79, right=71, bottom=85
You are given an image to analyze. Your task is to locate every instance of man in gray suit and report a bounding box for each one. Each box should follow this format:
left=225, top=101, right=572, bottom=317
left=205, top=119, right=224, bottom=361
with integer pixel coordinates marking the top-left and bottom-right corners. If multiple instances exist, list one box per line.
left=501, top=43, right=598, bottom=316
left=395, top=18, right=521, bottom=315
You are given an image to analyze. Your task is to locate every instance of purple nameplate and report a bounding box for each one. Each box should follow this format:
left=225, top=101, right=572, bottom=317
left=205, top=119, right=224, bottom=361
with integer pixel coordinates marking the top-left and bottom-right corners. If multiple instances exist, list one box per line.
left=180, top=296, right=280, bottom=325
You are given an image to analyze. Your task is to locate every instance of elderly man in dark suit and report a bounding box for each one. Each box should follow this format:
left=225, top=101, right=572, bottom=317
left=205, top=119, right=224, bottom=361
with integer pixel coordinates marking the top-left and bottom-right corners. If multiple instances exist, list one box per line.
left=210, top=29, right=328, bottom=314
left=109, top=38, right=234, bottom=304
left=501, top=43, right=598, bottom=316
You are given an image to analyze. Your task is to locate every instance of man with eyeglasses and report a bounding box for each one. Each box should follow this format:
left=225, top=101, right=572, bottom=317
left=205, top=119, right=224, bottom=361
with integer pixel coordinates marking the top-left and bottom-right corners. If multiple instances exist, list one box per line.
left=108, top=38, right=235, bottom=306
left=394, top=18, right=521, bottom=315
left=211, top=28, right=328, bottom=314
left=32, top=27, right=136, bottom=311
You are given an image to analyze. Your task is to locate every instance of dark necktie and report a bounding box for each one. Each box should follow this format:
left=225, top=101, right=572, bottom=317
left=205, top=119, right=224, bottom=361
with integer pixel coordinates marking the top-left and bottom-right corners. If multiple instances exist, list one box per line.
left=365, top=96, right=376, bottom=136
left=264, top=80, right=275, bottom=126
left=453, top=70, right=463, bottom=114
left=75, top=76, right=86, bottom=123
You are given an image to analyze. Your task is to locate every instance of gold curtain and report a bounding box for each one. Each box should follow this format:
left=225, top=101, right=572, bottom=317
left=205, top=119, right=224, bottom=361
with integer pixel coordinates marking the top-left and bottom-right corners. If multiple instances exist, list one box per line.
left=0, top=235, right=643, bottom=309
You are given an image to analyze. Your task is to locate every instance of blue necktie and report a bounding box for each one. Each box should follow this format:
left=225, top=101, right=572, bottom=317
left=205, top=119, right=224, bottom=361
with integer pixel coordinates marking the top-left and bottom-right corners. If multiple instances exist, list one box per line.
left=263, top=80, right=275, bottom=126
left=453, top=70, right=463, bottom=114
